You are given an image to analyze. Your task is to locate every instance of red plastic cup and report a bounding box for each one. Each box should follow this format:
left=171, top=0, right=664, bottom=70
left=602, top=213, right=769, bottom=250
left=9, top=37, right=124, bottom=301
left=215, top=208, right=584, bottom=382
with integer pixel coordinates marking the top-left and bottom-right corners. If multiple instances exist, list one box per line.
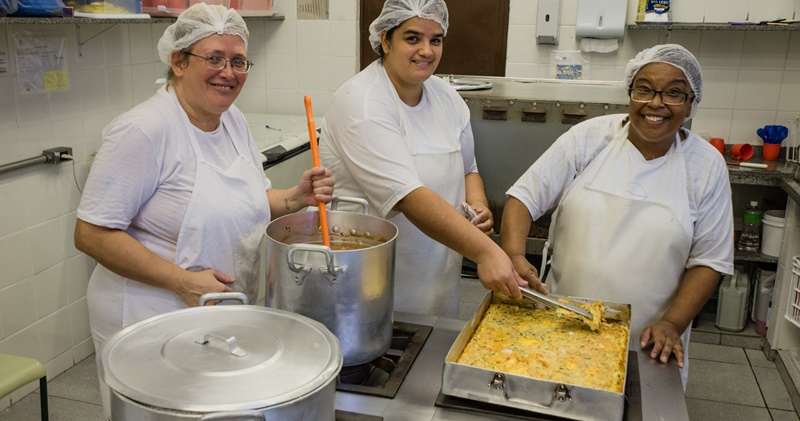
left=730, top=143, right=754, bottom=160
left=709, top=138, right=725, bottom=155
left=763, top=143, right=780, bottom=161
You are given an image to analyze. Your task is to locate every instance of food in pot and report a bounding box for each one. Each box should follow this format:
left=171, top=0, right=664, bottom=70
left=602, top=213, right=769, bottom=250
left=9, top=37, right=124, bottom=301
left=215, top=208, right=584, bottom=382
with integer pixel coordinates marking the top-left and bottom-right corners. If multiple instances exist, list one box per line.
left=306, top=237, right=385, bottom=250
left=456, top=303, right=629, bottom=392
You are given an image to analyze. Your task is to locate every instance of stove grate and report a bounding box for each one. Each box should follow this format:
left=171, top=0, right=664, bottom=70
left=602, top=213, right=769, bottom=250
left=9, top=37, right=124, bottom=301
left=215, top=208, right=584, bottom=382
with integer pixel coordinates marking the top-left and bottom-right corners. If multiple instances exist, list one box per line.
left=336, top=321, right=432, bottom=399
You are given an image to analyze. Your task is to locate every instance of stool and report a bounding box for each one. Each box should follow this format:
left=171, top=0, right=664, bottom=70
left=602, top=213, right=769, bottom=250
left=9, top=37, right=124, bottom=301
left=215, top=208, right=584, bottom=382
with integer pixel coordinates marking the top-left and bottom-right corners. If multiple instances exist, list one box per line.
left=0, top=354, right=48, bottom=421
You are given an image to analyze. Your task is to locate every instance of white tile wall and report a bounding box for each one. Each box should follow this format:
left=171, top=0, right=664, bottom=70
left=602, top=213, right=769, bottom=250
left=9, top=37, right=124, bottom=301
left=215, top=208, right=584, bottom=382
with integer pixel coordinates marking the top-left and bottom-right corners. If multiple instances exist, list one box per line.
left=704, top=0, right=749, bottom=23
left=1, top=0, right=799, bottom=379
left=734, top=70, right=783, bottom=111
left=740, top=32, right=789, bottom=70
left=748, top=0, right=795, bottom=23
left=33, top=263, right=68, bottom=319
left=671, top=0, right=705, bottom=23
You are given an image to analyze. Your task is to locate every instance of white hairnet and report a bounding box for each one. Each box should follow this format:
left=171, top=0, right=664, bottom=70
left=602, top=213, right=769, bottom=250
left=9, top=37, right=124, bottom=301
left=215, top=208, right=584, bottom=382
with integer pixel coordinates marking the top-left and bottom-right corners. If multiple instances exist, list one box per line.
left=157, top=3, right=249, bottom=65
left=368, top=0, right=449, bottom=55
left=624, top=44, right=703, bottom=119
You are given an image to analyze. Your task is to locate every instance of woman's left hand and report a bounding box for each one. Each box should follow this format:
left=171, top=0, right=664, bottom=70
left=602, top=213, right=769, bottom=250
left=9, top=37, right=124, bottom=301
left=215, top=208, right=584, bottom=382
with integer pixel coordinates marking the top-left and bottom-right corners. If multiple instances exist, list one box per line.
left=639, top=320, right=684, bottom=368
left=298, top=167, right=335, bottom=205
left=470, top=202, right=494, bottom=236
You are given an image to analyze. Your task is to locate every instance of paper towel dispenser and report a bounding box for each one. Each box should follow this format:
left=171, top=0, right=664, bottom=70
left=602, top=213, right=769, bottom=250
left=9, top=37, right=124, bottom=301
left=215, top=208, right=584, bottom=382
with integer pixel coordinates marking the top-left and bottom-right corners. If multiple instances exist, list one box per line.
left=576, top=0, right=627, bottom=39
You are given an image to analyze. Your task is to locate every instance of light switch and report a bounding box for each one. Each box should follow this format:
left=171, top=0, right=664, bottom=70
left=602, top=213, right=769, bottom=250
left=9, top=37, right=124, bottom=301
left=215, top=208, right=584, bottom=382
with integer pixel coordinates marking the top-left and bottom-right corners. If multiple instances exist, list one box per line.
left=537, top=0, right=561, bottom=45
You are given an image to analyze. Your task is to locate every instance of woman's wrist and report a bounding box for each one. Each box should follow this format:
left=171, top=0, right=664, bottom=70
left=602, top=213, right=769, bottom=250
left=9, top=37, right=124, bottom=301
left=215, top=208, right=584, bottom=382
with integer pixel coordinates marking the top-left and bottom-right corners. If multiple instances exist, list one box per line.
left=661, top=319, right=682, bottom=333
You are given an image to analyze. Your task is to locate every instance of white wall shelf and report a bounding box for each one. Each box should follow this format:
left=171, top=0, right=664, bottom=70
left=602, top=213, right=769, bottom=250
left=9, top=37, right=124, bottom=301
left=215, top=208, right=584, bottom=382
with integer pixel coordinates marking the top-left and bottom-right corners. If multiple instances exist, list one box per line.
left=0, top=14, right=284, bottom=24
left=627, top=22, right=800, bottom=31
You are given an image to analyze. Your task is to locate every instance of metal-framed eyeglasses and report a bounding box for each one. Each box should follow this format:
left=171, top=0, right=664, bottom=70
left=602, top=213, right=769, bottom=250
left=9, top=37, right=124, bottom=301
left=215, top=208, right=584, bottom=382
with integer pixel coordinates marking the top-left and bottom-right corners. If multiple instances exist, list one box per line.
left=628, top=87, right=694, bottom=106
left=183, top=52, right=254, bottom=74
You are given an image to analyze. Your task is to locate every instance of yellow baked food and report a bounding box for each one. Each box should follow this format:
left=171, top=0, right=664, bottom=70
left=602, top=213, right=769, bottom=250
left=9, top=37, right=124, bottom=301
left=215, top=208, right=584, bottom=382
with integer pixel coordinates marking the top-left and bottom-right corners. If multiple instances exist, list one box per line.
left=457, top=303, right=629, bottom=392
left=556, top=299, right=605, bottom=331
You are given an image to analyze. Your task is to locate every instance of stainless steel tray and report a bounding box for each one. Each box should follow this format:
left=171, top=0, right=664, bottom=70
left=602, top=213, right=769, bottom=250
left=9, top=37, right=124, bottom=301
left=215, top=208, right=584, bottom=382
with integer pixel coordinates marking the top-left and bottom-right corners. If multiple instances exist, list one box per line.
left=442, top=292, right=632, bottom=421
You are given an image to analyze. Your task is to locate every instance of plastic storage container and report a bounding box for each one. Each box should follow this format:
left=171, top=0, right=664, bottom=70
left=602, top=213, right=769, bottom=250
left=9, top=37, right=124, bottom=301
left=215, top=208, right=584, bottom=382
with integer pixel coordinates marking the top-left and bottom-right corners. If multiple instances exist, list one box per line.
left=0, top=0, right=18, bottom=16
left=755, top=272, right=775, bottom=337
left=66, top=0, right=142, bottom=15
left=10, top=0, right=62, bottom=16
left=143, top=0, right=228, bottom=16
left=738, top=201, right=762, bottom=252
left=761, top=210, right=785, bottom=257
left=230, top=0, right=273, bottom=16
left=141, top=0, right=183, bottom=16
left=716, top=268, right=749, bottom=332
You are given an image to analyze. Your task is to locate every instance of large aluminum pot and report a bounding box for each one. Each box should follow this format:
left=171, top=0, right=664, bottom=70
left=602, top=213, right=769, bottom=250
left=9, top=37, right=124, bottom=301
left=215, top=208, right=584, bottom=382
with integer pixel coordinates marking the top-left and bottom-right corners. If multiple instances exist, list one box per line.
left=265, top=197, right=398, bottom=366
left=100, top=293, right=342, bottom=421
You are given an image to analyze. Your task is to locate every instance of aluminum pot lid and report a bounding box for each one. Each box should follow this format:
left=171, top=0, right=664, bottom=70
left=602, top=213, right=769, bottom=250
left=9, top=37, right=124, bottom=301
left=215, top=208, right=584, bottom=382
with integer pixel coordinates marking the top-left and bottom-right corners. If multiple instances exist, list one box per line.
left=99, top=305, right=342, bottom=412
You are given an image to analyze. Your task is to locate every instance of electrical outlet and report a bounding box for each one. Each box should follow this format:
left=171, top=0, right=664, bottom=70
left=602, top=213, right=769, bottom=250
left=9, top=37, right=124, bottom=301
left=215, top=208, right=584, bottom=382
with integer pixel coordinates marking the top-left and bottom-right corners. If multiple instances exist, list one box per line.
left=43, top=146, right=73, bottom=163
left=537, top=0, right=561, bottom=45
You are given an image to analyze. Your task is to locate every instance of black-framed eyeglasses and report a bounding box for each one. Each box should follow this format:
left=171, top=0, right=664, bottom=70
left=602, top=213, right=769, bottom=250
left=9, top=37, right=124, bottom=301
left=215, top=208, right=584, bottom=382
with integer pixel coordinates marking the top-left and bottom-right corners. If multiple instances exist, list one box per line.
left=628, top=87, right=694, bottom=106
left=183, top=52, right=254, bottom=74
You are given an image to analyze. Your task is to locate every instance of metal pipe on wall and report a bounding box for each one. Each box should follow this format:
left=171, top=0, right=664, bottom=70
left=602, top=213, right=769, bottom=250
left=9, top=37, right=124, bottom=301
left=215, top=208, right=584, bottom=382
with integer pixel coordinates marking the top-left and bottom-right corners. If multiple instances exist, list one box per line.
left=0, top=155, right=48, bottom=175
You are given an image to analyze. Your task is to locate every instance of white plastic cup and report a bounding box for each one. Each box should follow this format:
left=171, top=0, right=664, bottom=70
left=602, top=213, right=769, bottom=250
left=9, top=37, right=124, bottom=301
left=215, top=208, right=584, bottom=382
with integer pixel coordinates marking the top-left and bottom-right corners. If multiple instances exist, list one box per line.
left=761, top=210, right=786, bottom=257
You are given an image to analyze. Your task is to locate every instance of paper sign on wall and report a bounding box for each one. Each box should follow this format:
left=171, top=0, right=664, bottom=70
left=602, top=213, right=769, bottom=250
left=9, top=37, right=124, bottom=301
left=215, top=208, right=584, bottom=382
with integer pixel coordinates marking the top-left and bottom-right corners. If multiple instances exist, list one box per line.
left=550, top=51, right=590, bottom=80
left=12, top=30, right=70, bottom=94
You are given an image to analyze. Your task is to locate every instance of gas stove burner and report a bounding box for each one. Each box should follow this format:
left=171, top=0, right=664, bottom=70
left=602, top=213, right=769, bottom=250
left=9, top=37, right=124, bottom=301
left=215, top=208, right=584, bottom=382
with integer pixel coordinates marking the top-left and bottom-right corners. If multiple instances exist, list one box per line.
left=339, top=363, right=372, bottom=385
left=336, top=321, right=432, bottom=399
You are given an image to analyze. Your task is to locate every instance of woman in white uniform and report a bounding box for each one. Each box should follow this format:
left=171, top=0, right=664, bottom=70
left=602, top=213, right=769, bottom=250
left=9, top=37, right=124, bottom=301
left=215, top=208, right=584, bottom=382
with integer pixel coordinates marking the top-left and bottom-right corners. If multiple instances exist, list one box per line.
left=319, top=0, right=525, bottom=317
left=74, top=4, right=334, bottom=416
left=501, top=44, right=734, bottom=386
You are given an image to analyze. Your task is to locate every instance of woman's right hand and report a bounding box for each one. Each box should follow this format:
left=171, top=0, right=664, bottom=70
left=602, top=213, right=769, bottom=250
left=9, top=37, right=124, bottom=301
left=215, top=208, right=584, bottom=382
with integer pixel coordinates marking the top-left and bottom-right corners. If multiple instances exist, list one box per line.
left=510, top=254, right=549, bottom=295
left=174, top=269, right=236, bottom=307
left=476, top=248, right=528, bottom=300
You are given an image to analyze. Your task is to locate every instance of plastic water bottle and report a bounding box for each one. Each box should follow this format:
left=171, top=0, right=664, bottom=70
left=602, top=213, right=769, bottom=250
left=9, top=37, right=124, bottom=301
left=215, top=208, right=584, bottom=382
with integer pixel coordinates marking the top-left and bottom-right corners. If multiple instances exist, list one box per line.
left=738, top=201, right=763, bottom=252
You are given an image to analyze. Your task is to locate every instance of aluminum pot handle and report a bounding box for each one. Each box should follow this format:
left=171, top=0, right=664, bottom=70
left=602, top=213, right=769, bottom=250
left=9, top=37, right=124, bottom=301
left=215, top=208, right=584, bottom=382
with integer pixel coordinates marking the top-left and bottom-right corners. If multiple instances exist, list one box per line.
left=287, top=243, right=346, bottom=286
left=330, top=196, right=369, bottom=214
left=199, top=410, right=266, bottom=420
left=198, top=292, right=249, bottom=306
left=194, top=334, right=248, bottom=357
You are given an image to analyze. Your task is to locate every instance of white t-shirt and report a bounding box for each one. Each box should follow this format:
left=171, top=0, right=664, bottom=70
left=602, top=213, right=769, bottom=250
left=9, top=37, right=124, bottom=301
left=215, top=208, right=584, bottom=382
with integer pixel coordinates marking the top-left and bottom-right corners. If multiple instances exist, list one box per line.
left=319, top=60, right=477, bottom=218
left=507, top=114, right=734, bottom=275
left=77, top=86, right=270, bottom=263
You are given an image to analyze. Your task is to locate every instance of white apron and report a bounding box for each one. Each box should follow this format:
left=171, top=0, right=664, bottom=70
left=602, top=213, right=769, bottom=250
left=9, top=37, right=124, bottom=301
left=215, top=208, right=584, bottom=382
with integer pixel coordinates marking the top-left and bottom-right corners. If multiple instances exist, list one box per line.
left=87, top=91, right=269, bottom=339
left=381, top=67, right=465, bottom=317
left=548, top=124, right=692, bottom=384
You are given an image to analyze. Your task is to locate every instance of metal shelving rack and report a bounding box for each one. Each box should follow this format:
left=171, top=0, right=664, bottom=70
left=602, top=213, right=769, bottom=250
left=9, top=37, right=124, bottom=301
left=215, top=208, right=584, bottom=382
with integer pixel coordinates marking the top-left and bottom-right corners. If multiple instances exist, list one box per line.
left=627, top=22, right=800, bottom=31
left=0, top=13, right=284, bottom=24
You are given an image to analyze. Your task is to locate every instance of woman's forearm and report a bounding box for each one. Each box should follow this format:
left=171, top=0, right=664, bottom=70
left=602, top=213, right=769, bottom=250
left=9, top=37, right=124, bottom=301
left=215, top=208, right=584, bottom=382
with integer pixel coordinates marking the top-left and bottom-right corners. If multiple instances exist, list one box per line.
left=74, top=218, right=190, bottom=293
left=465, top=172, right=489, bottom=208
left=394, top=187, right=497, bottom=261
left=661, top=266, right=721, bottom=332
left=267, top=187, right=308, bottom=218
left=500, top=196, right=532, bottom=260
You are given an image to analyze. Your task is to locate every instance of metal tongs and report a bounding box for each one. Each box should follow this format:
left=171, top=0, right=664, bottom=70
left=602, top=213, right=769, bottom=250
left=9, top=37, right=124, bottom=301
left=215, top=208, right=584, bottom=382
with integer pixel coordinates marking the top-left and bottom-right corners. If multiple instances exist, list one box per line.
left=519, top=286, right=593, bottom=319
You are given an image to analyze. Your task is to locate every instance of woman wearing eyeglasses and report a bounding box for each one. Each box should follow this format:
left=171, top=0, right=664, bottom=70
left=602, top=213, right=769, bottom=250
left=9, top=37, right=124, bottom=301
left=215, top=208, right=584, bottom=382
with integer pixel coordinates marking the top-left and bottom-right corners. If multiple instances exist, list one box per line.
left=74, top=6, right=334, bottom=414
left=501, top=44, right=733, bottom=387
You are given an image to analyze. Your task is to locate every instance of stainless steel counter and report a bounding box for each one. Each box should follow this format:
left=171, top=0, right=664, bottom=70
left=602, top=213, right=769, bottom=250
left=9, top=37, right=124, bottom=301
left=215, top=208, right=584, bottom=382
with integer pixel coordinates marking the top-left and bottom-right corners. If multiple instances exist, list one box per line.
left=335, top=312, right=689, bottom=421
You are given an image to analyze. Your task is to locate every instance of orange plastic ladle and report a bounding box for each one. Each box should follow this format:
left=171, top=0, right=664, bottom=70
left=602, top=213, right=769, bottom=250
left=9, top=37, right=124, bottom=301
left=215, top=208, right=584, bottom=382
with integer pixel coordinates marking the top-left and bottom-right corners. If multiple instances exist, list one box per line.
left=304, top=95, right=331, bottom=248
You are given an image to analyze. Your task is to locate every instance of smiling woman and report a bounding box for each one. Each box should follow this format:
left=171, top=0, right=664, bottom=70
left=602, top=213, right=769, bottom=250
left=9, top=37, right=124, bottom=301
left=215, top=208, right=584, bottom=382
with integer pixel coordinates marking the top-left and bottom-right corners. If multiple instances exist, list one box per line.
left=501, top=44, right=734, bottom=390
left=319, top=0, right=527, bottom=318
left=73, top=3, right=335, bottom=418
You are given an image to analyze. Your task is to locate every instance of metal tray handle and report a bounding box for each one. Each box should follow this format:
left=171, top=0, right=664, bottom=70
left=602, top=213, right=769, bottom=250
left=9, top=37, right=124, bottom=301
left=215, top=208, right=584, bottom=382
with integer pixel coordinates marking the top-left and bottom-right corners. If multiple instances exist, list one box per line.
left=489, top=372, right=572, bottom=408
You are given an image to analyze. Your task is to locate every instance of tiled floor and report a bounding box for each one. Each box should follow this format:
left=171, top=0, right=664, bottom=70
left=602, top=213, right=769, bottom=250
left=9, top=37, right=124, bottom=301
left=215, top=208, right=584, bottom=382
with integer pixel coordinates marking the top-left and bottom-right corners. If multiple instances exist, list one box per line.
left=2, top=277, right=799, bottom=420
